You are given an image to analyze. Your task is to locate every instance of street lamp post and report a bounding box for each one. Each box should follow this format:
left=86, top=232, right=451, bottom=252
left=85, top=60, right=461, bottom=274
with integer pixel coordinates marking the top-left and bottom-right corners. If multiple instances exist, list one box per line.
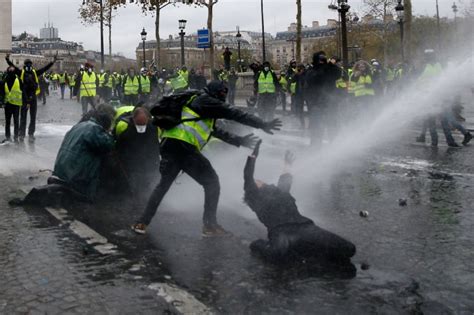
left=178, top=19, right=187, bottom=67
left=338, top=0, right=350, bottom=70
left=435, top=0, right=441, bottom=51
left=260, top=0, right=266, bottom=62
left=236, top=27, right=242, bottom=72
left=141, top=27, right=147, bottom=68
left=82, top=0, right=105, bottom=69
left=452, top=2, right=458, bottom=30
left=395, top=0, right=405, bottom=63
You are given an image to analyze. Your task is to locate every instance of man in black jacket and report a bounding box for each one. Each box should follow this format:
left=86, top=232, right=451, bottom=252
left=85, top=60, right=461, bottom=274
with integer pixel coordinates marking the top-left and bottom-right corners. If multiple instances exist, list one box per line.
left=243, top=140, right=356, bottom=263
left=5, top=54, right=57, bottom=142
left=132, top=81, right=282, bottom=237
left=304, top=51, right=340, bottom=146
left=114, top=107, right=161, bottom=201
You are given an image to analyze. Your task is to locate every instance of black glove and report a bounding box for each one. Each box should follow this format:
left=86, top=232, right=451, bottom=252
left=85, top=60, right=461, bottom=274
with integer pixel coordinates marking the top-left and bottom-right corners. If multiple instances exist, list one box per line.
left=263, top=118, right=282, bottom=134
left=240, top=133, right=260, bottom=149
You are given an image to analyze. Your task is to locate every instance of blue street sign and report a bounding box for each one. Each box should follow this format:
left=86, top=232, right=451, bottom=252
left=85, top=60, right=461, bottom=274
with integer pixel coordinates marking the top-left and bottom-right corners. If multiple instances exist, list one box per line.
left=197, top=29, right=210, bottom=49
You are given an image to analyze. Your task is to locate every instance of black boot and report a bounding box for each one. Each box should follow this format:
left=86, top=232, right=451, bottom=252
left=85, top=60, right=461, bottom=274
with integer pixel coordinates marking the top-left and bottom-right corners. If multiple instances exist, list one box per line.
left=416, top=135, right=426, bottom=143
left=462, top=132, right=472, bottom=146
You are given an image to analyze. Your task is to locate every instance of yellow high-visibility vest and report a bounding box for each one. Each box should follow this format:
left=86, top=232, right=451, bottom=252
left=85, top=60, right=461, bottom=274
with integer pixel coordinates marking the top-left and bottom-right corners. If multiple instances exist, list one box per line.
left=124, top=76, right=139, bottom=96
left=4, top=76, right=23, bottom=106
left=353, top=75, right=375, bottom=97
left=140, top=76, right=151, bottom=94
left=80, top=72, right=97, bottom=97
left=258, top=71, right=276, bottom=94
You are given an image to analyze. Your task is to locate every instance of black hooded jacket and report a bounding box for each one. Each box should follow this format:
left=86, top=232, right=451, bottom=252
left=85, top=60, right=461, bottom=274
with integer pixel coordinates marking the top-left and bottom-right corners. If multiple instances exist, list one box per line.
left=6, top=57, right=54, bottom=98
left=243, top=156, right=313, bottom=232
left=186, top=92, right=267, bottom=147
left=303, top=55, right=340, bottom=106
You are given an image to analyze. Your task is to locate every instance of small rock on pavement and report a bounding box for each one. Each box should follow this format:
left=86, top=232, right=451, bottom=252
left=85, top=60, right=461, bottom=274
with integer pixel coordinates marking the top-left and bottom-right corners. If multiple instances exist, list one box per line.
left=398, top=198, right=408, bottom=207
left=359, top=211, right=369, bottom=218
left=361, top=262, right=370, bottom=270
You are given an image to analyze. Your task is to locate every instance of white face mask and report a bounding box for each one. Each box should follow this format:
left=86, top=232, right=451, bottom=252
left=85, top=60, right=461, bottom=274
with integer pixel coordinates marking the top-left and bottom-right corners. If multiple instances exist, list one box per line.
left=136, top=125, right=147, bottom=133
left=88, top=68, right=93, bottom=73
left=264, top=67, right=270, bottom=72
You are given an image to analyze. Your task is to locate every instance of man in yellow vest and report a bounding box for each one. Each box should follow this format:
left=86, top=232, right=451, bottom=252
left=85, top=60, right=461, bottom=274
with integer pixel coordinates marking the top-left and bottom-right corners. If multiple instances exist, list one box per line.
left=68, top=72, right=76, bottom=100
left=2, top=66, right=23, bottom=143
left=255, top=61, right=280, bottom=121
left=122, top=68, right=140, bottom=106
left=5, top=54, right=57, bottom=142
left=131, top=81, right=282, bottom=236
left=58, top=71, right=68, bottom=100
left=138, top=68, right=151, bottom=104
left=74, top=62, right=98, bottom=115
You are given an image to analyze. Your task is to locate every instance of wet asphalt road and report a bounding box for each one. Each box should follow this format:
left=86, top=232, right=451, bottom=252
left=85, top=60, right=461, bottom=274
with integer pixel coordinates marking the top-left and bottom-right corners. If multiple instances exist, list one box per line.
left=1, top=91, right=474, bottom=314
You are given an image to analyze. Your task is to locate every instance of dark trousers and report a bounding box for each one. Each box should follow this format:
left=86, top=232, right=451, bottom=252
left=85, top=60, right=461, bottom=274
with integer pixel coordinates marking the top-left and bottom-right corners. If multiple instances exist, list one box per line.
left=20, top=97, right=37, bottom=137
left=60, top=84, right=66, bottom=99
left=139, top=139, right=220, bottom=227
left=124, top=94, right=138, bottom=106
left=440, top=109, right=468, bottom=145
left=103, top=87, right=112, bottom=102
left=419, top=116, right=438, bottom=145
left=278, top=90, right=287, bottom=112
left=227, top=86, right=236, bottom=105
left=257, top=93, right=277, bottom=121
left=250, top=222, right=356, bottom=263
left=308, top=104, right=338, bottom=146
left=81, top=96, right=96, bottom=114
left=4, top=103, right=20, bottom=140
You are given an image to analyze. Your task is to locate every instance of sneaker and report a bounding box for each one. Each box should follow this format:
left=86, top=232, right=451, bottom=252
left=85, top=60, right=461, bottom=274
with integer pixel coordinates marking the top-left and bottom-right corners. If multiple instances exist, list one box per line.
left=1, top=138, right=11, bottom=144
left=202, top=224, right=232, bottom=238
left=462, top=132, right=472, bottom=146
left=447, top=142, right=461, bottom=148
left=131, top=223, right=147, bottom=235
left=28, top=136, right=35, bottom=143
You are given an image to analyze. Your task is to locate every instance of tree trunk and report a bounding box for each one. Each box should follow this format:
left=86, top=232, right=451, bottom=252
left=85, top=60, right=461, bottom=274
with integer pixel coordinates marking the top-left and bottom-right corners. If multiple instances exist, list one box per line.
left=295, top=0, right=302, bottom=63
left=207, top=2, right=215, bottom=74
left=404, top=0, right=412, bottom=62
left=155, top=6, right=161, bottom=69
left=108, top=7, right=112, bottom=57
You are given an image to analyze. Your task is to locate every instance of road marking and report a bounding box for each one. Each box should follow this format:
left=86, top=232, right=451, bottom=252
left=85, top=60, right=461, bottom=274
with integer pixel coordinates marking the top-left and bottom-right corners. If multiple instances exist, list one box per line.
left=45, top=207, right=118, bottom=255
left=148, top=283, right=213, bottom=315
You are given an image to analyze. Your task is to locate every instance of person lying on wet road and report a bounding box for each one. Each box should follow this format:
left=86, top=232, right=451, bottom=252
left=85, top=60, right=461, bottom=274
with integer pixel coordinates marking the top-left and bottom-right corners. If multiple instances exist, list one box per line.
left=243, top=140, right=356, bottom=263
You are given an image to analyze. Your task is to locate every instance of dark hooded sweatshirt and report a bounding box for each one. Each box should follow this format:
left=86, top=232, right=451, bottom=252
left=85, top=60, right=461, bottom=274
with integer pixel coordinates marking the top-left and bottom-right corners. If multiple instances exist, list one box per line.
left=243, top=156, right=312, bottom=232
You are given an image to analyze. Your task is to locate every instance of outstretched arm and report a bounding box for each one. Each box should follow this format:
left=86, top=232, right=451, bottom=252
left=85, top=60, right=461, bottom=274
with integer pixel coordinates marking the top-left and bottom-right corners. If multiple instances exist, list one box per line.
left=5, top=54, right=21, bottom=76
left=36, top=53, right=57, bottom=76
left=196, top=96, right=282, bottom=134
left=244, top=140, right=262, bottom=194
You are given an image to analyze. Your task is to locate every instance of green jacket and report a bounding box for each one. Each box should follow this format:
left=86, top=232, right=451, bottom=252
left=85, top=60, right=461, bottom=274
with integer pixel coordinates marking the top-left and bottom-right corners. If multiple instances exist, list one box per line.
left=53, top=119, right=114, bottom=199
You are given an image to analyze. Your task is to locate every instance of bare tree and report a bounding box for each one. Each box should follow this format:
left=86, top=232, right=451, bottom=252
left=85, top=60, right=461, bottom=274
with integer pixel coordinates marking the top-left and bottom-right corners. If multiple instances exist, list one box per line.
left=296, top=0, right=302, bottom=63
left=198, top=0, right=219, bottom=74
left=403, top=0, right=412, bottom=61
left=363, top=0, right=398, bottom=64
left=128, top=1, right=174, bottom=70
left=78, top=0, right=121, bottom=57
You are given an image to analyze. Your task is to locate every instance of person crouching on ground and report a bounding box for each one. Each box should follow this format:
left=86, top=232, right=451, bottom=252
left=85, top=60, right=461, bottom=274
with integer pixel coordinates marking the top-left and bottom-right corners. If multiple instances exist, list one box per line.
left=243, top=140, right=356, bottom=263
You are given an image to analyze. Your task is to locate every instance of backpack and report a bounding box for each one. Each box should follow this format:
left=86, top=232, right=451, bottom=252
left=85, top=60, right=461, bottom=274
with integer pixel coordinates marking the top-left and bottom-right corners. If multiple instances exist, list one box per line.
left=150, top=90, right=202, bottom=130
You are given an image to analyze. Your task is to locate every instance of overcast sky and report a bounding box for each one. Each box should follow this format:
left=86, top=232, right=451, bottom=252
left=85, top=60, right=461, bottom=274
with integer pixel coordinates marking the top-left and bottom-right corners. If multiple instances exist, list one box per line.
left=11, top=0, right=458, bottom=58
